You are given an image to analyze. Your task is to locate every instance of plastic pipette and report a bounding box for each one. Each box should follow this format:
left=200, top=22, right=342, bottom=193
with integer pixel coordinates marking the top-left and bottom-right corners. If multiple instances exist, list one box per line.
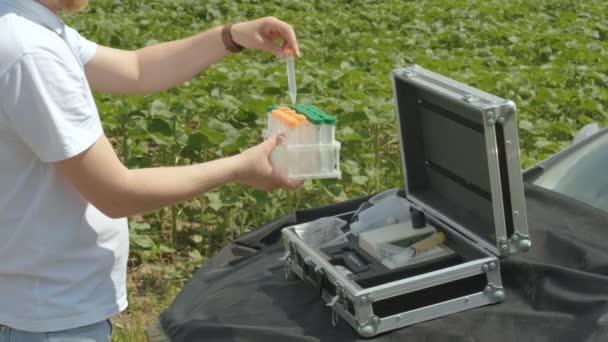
left=284, top=48, right=297, bottom=104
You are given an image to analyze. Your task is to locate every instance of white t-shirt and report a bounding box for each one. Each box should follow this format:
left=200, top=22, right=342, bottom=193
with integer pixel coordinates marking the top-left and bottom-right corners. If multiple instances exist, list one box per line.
left=0, top=0, right=129, bottom=332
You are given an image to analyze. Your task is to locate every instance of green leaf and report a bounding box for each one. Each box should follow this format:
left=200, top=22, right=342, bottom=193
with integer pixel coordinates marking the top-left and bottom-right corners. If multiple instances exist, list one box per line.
left=129, top=222, right=150, bottom=231
left=158, top=244, right=175, bottom=253
left=186, top=132, right=208, bottom=151
left=201, top=128, right=226, bottom=145
left=353, top=175, right=369, bottom=185
left=519, top=120, right=534, bottom=132
left=205, top=192, right=224, bottom=211
left=251, top=190, right=270, bottom=206
left=147, top=118, right=173, bottom=136
left=150, top=99, right=174, bottom=119
left=188, top=250, right=204, bottom=264
left=130, top=233, right=154, bottom=249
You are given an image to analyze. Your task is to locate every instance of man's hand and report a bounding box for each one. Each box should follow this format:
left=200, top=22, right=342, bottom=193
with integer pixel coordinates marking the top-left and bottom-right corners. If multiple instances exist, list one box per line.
left=54, top=134, right=301, bottom=218
left=232, top=135, right=303, bottom=191
left=86, top=16, right=301, bottom=95
left=231, top=17, right=301, bottom=58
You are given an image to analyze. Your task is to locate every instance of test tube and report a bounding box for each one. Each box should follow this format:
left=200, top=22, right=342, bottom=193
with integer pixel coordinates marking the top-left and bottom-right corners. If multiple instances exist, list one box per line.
left=284, top=48, right=297, bottom=105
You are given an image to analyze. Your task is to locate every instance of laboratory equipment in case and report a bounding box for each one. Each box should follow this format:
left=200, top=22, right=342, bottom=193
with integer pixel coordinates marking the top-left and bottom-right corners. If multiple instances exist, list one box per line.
left=280, top=65, right=530, bottom=337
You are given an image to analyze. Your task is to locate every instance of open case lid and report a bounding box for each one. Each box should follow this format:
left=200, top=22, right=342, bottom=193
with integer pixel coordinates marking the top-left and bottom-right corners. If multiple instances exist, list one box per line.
left=392, top=65, right=530, bottom=256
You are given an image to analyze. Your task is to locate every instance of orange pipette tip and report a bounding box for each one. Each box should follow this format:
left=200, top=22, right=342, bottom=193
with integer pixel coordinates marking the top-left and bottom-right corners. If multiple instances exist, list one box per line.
left=283, top=47, right=295, bottom=56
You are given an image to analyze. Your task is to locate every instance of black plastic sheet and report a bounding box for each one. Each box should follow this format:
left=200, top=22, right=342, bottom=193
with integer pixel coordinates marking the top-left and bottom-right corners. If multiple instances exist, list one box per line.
left=159, top=185, right=608, bottom=342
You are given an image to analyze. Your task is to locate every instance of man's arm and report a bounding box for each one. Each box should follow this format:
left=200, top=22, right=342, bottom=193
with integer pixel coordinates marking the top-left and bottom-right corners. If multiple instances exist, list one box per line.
left=54, top=134, right=300, bottom=219
left=84, top=17, right=300, bottom=95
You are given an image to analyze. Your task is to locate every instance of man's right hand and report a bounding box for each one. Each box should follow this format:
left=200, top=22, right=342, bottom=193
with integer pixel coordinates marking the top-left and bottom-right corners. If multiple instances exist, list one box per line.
left=54, top=133, right=301, bottom=219
left=231, top=135, right=303, bottom=191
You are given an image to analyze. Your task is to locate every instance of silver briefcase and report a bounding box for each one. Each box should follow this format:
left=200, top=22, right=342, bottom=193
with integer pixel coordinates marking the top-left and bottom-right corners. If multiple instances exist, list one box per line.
left=281, top=65, right=531, bottom=337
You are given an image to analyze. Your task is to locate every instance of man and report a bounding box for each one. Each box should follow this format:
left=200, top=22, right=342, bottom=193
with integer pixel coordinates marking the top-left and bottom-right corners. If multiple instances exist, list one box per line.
left=0, top=0, right=302, bottom=340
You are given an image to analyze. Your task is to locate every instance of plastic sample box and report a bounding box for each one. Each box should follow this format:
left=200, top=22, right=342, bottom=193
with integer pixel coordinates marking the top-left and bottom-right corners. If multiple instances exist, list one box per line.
left=280, top=65, right=531, bottom=337
left=263, top=104, right=341, bottom=180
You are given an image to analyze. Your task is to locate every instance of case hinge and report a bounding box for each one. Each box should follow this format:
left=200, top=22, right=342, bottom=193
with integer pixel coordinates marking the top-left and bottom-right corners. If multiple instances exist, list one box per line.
left=509, top=232, right=531, bottom=252
left=484, top=283, right=505, bottom=302
left=358, top=315, right=381, bottom=338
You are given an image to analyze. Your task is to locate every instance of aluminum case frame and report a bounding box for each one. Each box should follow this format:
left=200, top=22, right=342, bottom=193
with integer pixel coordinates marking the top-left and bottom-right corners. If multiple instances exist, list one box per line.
left=280, top=65, right=530, bottom=337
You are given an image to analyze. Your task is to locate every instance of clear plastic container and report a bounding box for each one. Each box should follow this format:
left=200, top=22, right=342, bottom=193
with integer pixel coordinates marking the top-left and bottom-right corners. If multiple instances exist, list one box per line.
left=271, top=142, right=341, bottom=180
left=294, top=217, right=349, bottom=249
left=350, top=195, right=411, bottom=235
left=264, top=106, right=340, bottom=180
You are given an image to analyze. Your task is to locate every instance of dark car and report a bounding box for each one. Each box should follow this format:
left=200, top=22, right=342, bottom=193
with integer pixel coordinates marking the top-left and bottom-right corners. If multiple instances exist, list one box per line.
left=526, top=124, right=608, bottom=214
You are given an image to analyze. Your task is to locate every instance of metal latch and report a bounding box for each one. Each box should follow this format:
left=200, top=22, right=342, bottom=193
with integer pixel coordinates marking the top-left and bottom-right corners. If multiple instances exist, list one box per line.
left=304, top=256, right=323, bottom=273
left=328, top=285, right=347, bottom=327
left=283, top=255, right=295, bottom=281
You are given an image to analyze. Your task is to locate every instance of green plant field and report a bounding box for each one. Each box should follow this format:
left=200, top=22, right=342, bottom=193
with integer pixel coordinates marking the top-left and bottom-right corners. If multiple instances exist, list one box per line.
left=63, top=0, right=608, bottom=339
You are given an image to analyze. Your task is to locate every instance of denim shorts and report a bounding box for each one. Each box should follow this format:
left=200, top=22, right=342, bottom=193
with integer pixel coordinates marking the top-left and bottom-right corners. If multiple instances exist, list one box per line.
left=0, top=320, right=112, bottom=342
